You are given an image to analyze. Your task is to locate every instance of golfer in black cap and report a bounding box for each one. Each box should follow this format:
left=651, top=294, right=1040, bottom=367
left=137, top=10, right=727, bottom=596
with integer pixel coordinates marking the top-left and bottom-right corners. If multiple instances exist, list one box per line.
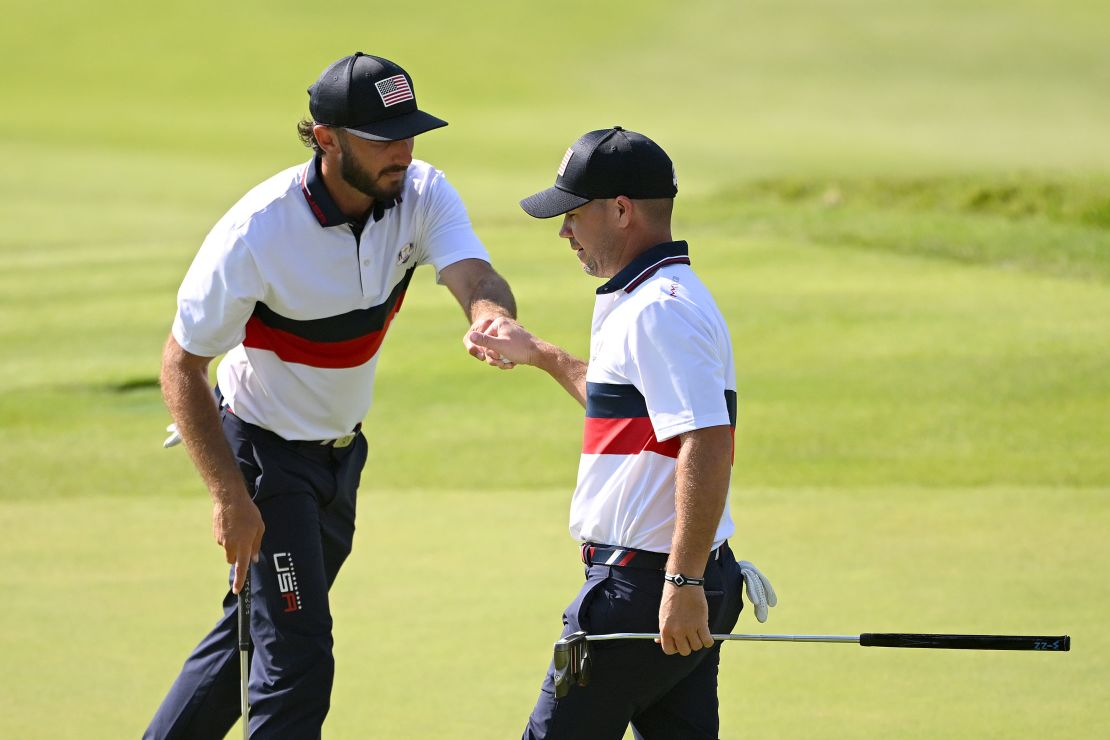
left=469, top=127, right=776, bottom=739
left=145, top=53, right=516, bottom=739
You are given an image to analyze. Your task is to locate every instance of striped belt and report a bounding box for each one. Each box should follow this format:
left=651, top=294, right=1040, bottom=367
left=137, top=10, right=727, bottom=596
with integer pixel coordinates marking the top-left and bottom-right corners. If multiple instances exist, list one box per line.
left=580, top=542, right=722, bottom=570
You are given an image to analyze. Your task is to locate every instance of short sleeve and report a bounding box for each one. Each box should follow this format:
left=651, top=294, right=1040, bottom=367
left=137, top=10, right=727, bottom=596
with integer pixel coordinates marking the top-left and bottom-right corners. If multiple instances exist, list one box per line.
left=414, top=171, right=490, bottom=279
left=171, top=224, right=265, bottom=358
left=625, top=300, right=731, bottom=441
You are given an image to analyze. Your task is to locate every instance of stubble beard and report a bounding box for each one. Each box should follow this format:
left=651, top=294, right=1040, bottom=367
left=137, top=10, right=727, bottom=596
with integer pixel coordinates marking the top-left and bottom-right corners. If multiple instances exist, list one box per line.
left=570, top=238, right=601, bottom=277
left=338, top=137, right=406, bottom=202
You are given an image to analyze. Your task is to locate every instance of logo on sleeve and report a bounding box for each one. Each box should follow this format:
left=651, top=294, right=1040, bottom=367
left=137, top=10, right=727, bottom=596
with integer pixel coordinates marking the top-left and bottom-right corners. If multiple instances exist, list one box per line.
left=273, top=552, right=302, bottom=613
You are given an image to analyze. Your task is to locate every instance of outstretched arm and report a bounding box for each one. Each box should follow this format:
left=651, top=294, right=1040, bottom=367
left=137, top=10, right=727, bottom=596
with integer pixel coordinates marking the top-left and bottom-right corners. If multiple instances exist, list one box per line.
left=438, top=258, right=518, bottom=365
left=468, top=318, right=588, bottom=407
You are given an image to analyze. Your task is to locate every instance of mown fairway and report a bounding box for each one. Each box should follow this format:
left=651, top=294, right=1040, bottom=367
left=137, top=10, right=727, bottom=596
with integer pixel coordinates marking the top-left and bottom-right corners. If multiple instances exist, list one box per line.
left=1, top=1, right=1107, bottom=737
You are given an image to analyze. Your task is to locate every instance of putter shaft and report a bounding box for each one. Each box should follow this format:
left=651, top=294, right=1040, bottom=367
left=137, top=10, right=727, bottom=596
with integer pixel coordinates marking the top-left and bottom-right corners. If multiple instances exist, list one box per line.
left=586, top=632, right=859, bottom=644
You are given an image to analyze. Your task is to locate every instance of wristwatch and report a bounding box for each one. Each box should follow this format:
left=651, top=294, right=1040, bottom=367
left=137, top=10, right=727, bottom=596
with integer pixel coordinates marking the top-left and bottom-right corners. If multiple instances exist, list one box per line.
left=664, top=572, right=705, bottom=588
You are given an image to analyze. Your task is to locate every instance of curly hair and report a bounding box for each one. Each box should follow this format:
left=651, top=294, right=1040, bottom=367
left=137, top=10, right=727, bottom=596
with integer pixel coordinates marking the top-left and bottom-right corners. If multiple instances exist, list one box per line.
left=297, top=118, right=323, bottom=155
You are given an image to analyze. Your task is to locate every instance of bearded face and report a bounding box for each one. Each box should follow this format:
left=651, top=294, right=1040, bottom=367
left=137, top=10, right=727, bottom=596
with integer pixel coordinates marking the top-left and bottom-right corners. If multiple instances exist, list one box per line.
left=336, top=131, right=410, bottom=202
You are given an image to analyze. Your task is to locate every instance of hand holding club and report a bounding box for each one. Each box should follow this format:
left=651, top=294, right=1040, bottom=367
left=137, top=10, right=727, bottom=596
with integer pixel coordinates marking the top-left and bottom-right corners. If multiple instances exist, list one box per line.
left=658, top=582, right=714, bottom=656
left=213, top=496, right=265, bottom=594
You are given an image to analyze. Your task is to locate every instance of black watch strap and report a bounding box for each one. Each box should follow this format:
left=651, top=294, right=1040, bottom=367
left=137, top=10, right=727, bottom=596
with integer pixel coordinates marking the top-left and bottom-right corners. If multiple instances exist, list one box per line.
left=664, top=572, right=705, bottom=588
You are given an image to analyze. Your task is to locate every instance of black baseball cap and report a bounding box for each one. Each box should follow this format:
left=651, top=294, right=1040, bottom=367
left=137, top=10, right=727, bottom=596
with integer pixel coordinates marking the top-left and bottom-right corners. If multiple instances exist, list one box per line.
left=520, top=127, right=678, bottom=218
left=308, top=52, right=447, bottom=141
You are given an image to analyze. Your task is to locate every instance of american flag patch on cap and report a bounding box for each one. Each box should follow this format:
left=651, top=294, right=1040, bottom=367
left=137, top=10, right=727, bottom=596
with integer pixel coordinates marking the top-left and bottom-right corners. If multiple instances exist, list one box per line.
left=375, top=74, right=414, bottom=107
left=557, top=147, right=575, bottom=176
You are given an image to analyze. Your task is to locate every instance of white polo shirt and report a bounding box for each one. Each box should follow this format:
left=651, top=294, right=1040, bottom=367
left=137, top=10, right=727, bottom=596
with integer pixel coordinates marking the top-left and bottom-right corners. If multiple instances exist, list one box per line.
left=172, top=156, right=489, bottom=441
left=571, top=241, right=737, bottom=553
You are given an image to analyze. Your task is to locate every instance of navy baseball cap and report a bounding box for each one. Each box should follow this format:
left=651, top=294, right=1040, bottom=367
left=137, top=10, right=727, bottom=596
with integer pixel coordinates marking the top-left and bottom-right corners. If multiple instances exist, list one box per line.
left=520, top=127, right=678, bottom=219
left=308, top=52, right=447, bottom=141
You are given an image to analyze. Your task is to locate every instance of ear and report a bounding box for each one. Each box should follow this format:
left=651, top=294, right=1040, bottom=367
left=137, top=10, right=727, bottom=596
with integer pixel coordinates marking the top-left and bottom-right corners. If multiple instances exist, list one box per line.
left=314, top=125, right=341, bottom=156
left=613, top=195, right=635, bottom=228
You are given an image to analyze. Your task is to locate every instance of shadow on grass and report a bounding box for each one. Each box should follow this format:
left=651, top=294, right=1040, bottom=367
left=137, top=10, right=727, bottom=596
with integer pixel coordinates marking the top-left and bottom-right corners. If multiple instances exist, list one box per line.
left=107, top=376, right=161, bottom=393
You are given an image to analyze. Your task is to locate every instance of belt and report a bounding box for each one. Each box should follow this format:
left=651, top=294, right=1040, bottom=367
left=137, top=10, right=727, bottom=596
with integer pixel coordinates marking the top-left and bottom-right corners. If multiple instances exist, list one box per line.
left=580, top=543, right=723, bottom=570
left=279, top=425, right=362, bottom=460
left=314, top=424, right=361, bottom=448
left=223, top=404, right=361, bottom=449
left=577, top=543, right=723, bottom=572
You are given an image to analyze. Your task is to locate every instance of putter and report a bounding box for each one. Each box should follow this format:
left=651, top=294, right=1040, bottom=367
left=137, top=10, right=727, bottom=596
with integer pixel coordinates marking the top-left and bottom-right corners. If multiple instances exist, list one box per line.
left=552, top=630, right=1071, bottom=698
left=238, top=569, right=252, bottom=739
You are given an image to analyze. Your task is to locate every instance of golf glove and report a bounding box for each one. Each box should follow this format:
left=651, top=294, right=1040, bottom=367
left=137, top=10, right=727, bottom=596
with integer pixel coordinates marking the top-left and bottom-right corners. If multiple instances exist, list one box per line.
left=738, top=560, right=778, bottom=623
left=163, top=423, right=182, bottom=449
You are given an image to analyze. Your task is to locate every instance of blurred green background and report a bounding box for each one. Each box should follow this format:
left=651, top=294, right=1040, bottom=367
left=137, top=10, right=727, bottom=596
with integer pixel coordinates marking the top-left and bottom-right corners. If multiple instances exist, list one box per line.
left=1, top=1, right=1107, bottom=737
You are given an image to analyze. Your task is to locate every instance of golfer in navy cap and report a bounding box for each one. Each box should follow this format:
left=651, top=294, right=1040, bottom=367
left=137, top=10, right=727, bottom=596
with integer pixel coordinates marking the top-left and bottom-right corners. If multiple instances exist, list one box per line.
left=470, top=127, right=777, bottom=739
left=145, top=53, right=517, bottom=739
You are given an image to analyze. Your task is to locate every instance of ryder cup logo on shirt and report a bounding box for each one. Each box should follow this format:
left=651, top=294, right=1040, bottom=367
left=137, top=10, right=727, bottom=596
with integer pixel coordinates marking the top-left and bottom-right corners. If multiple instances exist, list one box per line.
left=397, top=242, right=414, bottom=265
left=375, top=74, right=414, bottom=107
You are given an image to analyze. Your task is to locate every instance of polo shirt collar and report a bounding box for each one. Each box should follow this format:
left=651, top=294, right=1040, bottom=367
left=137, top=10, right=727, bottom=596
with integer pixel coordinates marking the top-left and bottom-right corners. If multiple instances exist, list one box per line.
left=596, top=241, right=691, bottom=295
left=299, top=155, right=399, bottom=228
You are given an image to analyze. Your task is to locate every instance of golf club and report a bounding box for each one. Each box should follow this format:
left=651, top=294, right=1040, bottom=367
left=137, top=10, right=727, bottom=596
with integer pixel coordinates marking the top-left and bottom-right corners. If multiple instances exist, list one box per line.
left=552, top=630, right=1070, bottom=698
left=238, top=570, right=252, bottom=739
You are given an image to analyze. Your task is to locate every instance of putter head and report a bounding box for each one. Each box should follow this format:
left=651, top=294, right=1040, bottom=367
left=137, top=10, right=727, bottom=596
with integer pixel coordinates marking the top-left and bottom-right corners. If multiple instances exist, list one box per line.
left=552, top=631, right=592, bottom=698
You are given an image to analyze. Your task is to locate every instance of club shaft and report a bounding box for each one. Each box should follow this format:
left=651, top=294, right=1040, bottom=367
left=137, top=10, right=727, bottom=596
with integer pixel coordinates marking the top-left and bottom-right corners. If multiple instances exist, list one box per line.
left=581, top=632, right=1070, bottom=651
left=239, top=652, right=250, bottom=717
left=585, top=632, right=859, bottom=644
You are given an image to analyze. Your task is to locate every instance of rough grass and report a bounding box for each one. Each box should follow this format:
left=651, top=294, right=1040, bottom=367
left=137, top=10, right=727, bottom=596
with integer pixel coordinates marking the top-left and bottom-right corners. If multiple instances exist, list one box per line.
left=731, top=175, right=1110, bottom=227
left=695, top=175, right=1110, bottom=281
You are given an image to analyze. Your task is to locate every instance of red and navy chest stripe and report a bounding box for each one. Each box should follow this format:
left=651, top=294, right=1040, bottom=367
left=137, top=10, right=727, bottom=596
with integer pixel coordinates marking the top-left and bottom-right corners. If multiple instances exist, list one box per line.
left=583, top=382, right=737, bottom=459
left=243, top=266, right=415, bottom=368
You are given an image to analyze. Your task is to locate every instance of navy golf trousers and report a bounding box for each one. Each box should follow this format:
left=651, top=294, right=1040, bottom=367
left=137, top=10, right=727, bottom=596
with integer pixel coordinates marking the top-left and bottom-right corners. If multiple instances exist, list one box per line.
left=144, top=409, right=367, bottom=740
left=523, top=542, right=744, bottom=740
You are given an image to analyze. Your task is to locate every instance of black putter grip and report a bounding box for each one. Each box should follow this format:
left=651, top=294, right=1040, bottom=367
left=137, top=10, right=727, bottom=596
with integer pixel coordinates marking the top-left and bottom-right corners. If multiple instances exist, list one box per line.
left=860, top=633, right=1070, bottom=651
left=237, top=572, right=252, bottom=651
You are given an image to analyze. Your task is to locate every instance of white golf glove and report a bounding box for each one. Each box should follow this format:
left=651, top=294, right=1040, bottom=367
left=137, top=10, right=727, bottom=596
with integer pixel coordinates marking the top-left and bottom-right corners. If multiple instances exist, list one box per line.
left=738, top=560, right=778, bottom=623
left=163, top=423, right=182, bottom=449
